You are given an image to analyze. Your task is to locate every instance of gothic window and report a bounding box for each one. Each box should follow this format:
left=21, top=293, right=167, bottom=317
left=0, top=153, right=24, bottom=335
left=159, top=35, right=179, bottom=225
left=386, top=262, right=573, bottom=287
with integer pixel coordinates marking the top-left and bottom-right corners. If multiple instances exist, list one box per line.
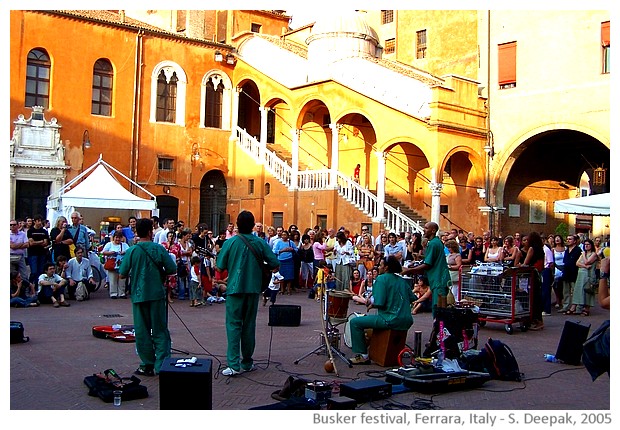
left=200, top=71, right=232, bottom=130
left=91, top=59, right=113, bottom=116
left=25, top=48, right=50, bottom=108
left=156, top=69, right=178, bottom=123
left=150, top=61, right=187, bottom=126
left=204, top=76, right=224, bottom=128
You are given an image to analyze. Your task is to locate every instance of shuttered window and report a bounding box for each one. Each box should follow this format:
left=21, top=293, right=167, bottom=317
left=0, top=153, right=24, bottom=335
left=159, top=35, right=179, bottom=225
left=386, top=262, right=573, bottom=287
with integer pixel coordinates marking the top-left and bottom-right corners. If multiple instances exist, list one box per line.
left=498, top=42, right=517, bottom=89
left=602, top=21, right=610, bottom=74
left=601, top=21, right=610, bottom=47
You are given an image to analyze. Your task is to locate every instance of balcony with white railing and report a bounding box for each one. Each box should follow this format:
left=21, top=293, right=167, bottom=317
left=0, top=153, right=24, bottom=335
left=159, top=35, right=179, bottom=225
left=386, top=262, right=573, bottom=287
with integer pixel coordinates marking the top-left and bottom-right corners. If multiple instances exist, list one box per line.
left=233, top=126, right=424, bottom=234
left=297, top=169, right=331, bottom=190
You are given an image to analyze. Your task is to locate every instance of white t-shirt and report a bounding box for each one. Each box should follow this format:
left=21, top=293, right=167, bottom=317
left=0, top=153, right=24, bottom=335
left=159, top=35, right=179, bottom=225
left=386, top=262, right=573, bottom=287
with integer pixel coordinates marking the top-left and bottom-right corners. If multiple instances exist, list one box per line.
left=190, top=264, right=201, bottom=283
left=268, top=271, right=284, bottom=291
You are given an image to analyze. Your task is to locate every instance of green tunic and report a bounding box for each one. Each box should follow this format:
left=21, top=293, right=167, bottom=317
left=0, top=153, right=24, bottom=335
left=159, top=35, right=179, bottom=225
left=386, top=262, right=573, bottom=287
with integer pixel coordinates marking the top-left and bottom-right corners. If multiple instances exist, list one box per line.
left=216, top=234, right=280, bottom=371
left=423, top=236, right=451, bottom=315
left=349, top=272, right=416, bottom=354
left=119, top=241, right=177, bottom=373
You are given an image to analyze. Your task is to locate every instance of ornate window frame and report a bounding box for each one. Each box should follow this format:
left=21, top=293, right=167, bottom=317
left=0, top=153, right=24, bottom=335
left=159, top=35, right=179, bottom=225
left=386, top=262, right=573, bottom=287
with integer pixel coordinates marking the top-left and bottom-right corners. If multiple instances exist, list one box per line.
left=200, top=70, right=232, bottom=130
left=150, top=60, right=187, bottom=126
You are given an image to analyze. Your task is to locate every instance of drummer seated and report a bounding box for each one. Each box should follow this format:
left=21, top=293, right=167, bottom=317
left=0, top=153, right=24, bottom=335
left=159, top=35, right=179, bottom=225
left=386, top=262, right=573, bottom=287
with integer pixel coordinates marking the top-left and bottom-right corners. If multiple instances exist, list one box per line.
left=412, top=276, right=432, bottom=315
left=349, top=256, right=416, bottom=365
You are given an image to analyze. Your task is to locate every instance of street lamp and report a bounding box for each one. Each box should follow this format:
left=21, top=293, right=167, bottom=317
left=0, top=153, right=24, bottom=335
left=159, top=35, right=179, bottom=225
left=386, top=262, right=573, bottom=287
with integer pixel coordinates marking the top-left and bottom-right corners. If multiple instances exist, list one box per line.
left=191, top=143, right=201, bottom=165
left=82, top=130, right=91, bottom=150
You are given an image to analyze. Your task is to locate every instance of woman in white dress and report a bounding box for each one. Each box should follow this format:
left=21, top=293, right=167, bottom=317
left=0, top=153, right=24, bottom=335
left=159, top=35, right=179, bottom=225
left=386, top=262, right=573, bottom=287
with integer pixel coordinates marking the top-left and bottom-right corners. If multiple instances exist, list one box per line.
left=552, top=235, right=566, bottom=310
left=484, top=236, right=504, bottom=263
left=101, top=231, right=128, bottom=298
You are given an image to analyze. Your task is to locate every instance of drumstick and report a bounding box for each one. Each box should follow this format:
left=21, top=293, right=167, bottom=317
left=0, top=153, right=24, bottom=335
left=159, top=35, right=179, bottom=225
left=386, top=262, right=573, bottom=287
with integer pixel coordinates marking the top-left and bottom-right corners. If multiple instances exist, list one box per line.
left=320, top=291, right=339, bottom=376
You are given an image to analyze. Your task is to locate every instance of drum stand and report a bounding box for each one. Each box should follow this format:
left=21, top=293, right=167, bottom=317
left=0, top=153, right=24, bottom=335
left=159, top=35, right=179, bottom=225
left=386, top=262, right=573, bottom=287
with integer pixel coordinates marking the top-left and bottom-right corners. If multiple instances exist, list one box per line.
left=294, top=289, right=352, bottom=369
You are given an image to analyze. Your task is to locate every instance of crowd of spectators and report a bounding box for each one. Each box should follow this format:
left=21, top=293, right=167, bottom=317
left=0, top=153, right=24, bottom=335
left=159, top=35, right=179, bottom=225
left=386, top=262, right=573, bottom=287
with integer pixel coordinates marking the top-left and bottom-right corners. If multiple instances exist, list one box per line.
left=11, top=211, right=609, bottom=327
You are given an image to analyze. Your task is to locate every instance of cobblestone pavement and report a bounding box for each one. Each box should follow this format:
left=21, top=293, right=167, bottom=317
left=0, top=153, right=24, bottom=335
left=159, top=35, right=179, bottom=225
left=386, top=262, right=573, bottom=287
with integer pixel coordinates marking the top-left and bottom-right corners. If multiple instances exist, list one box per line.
left=10, top=285, right=611, bottom=419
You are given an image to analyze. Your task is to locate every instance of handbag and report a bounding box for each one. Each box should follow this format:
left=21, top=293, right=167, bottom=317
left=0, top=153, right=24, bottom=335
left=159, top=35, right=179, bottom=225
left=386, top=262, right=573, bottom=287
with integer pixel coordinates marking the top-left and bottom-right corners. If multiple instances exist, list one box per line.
left=176, top=259, right=188, bottom=278
left=584, top=278, right=599, bottom=295
left=70, top=226, right=82, bottom=257
left=583, top=266, right=599, bottom=295
left=237, top=234, right=272, bottom=290
left=104, top=258, right=117, bottom=271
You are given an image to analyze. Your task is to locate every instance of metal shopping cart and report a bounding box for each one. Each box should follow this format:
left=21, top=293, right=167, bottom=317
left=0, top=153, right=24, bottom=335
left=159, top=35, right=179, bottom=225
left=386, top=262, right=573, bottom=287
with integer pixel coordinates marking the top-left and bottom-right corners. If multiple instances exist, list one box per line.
left=458, top=263, right=535, bottom=334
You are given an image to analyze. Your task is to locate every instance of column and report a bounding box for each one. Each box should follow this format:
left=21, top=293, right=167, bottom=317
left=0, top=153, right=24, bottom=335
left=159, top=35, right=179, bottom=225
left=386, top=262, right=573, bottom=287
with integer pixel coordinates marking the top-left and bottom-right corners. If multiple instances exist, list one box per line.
left=373, top=151, right=387, bottom=222
left=328, top=123, right=340, bottom=189
left=259, top=106, right=268, bottom=163
left=289, top=129, right=299, bottom=191
left=429, top=181, right=443, bottom=225
left=230, top=87, right=241, bottom=139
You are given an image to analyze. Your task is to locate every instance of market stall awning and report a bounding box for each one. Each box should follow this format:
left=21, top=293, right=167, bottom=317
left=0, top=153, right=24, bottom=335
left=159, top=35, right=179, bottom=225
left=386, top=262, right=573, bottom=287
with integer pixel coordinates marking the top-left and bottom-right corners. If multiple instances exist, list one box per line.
left=553, top=193, right=610, bottom=216
left=47, top=156, right=157, bottom=212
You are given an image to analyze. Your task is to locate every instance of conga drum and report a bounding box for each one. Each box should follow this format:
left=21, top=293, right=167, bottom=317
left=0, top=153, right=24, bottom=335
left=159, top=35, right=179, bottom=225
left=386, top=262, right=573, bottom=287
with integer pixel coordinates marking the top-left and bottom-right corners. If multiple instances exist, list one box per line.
left=327, top=290, right=351, bottom=320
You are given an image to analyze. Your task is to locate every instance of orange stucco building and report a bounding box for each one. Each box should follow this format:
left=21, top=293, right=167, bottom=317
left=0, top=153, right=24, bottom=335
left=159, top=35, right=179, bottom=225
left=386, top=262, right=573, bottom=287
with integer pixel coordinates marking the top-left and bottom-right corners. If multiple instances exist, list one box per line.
left=11, top=9, right=492, bottom=237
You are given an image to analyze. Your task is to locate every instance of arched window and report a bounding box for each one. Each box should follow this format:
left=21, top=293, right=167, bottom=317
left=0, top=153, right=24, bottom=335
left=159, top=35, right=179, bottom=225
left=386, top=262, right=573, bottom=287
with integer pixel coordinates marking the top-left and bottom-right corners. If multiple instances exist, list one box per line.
left=150, top=61, right=187, bottom=126
left=156, top=69, right=178, bottom=123
left=92, top=59, right=113, bottom=116
left=205, top=77, right=224, bottom=128
left=200, top=71, right=232, bottom=130
left=25, top=48, right=51, bottom=108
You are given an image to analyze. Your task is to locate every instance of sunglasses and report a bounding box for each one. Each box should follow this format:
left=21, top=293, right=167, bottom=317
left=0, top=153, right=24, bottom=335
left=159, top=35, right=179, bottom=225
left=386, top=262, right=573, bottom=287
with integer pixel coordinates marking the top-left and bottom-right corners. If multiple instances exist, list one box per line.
left=10, top=223, right=17, bottom=226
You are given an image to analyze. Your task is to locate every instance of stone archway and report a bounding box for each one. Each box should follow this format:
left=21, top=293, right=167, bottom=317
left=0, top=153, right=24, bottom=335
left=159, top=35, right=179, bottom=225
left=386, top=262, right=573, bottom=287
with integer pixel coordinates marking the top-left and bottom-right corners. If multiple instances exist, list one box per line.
left=497, top=129, right=609, bottom=235
left=199, top=170, right=228, bottom=233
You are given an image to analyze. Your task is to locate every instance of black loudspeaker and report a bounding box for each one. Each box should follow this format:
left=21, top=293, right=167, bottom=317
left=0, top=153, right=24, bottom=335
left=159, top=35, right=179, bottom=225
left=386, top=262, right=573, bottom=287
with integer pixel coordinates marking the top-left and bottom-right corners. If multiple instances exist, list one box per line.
left=555, top=320, right=591, bottom=365
left=268, top=304, right=301, bottom=327
left=159, top=357, right=212, bottom=409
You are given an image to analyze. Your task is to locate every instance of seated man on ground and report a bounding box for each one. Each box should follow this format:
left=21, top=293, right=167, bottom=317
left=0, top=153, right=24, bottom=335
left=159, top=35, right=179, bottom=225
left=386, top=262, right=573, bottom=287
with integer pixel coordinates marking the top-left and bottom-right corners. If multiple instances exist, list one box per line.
left=348, top=256, right=416, bottom=364
left=65, top=245, right=95, bottom=301
left=37, top=262, right=69, bottom=307
left=10, top=271, right=39, bottom=307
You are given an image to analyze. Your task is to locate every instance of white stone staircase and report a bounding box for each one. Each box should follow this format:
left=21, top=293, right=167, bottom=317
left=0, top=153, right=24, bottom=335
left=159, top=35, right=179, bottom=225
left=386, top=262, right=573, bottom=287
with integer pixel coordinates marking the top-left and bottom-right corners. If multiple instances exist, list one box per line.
left=234, top=126, right=424, bottom=234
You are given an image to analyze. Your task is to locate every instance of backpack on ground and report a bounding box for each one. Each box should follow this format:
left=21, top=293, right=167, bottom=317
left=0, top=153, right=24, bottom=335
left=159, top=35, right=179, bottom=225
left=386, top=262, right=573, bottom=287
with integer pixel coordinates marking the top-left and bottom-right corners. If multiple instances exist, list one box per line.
left=10, top=321, right=29, bottom=344
left=84, top=369, right=148, bottom=403
left=480, top=338, right=523, bottom=381
left=76, top=282, right=90, bottom=301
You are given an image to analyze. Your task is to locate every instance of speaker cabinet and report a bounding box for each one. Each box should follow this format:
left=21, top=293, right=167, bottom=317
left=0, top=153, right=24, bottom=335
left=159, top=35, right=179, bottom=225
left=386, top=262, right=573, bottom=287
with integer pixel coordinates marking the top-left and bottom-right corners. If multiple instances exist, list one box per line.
left=555, top=320, right=591, bottom=365
left=368, top=329, right=408, bottom=367
left=268, top=304, right=301, bottom=327
left=159, top=357, right=212, bottom=409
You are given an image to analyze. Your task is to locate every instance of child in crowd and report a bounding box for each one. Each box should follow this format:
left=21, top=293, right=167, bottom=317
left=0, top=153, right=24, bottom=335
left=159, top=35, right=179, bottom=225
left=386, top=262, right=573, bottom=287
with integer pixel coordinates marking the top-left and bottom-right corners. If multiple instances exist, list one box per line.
left=312, top=260, right=335, bottom=301
left=201, top=256, right=213, bottom=300
left=208, top=268, right=227, bottom=303
left=352, top=269, right=374, bottom=305
left=263, top=270, right=284, bottom=306
left=412, top=276, right=432, bottom=315
left=189, top=256, right=203, bottom=307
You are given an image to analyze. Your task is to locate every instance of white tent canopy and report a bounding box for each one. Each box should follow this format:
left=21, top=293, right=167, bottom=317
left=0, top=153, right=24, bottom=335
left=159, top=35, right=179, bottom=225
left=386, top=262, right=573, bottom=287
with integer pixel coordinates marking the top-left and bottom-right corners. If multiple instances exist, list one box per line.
left=553, top=193, right=610, bottom=216
left=47, top=156, right=157, bottom=223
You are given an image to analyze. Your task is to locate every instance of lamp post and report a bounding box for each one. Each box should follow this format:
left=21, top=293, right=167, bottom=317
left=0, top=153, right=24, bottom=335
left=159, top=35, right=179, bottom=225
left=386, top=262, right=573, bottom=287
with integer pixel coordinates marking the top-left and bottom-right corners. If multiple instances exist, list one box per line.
left=82, top=130, right=91, bottom=150
left=80, top=130, right=91, bottom=175
left=188, top=143, right=201, bottom=225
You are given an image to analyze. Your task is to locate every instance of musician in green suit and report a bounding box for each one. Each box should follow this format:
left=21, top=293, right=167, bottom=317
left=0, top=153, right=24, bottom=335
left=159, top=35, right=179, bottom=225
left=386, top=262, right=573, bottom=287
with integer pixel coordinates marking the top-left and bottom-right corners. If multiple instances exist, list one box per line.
left=119, top=218, right=177, bottom=376
left=349, top=255, right=416, bottom=364
left=216, top=211, right=280, bottom=376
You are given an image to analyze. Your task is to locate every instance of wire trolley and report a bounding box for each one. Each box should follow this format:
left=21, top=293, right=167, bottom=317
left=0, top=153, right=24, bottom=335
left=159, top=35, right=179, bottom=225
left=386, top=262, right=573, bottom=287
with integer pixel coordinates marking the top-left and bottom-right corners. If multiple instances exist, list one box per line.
left=458, top=263, right=536, bottom=334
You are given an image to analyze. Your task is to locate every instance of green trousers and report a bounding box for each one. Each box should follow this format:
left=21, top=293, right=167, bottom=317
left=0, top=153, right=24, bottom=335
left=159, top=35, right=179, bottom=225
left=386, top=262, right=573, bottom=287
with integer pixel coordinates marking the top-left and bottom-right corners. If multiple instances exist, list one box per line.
left=132, top=299, right=171, bottom=373
left=349, top=314, right=390, bottom=355
left=225, top=293, right=260, bottom=371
